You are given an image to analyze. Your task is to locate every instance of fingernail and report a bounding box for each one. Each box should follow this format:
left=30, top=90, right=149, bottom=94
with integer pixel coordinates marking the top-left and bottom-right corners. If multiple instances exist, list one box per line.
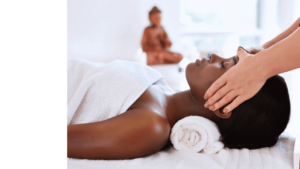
left=237, top=46, right=242, bottom=51
left=209, top=106, right=215, bottom=110
left=223, top=108, right=228, bottom=113
left=204, top=95, right=208, bottom=100
left=204, top=102, right=209, bottom=108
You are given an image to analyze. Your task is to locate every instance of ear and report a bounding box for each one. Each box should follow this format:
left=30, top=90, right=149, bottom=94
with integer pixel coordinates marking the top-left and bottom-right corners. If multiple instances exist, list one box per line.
left=213, top=107, right=232, bottom=119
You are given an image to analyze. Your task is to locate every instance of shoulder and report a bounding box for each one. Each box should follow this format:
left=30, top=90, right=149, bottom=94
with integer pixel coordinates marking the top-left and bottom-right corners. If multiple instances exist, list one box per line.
left=140, top=109, right=171, bottom=148
left=139, top=109, right=170, bottom=135
left=120, top=108, right=171, bottom=156
left=160, top=26, right=166, bottom=31
left=142, top=27, right=152, bottom=37
left=122, top=108, right=171, bottom=153
left=144, top=26, right=152, bottom=32
left=127, top=108, right=170, bottom=141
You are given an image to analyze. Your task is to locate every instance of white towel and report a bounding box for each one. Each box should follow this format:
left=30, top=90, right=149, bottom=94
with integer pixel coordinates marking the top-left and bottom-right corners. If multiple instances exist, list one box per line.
left=203, top=141, right=225, bottom=155
left=170, top=116, right=224, bottom=154
left=67, top=58, right=162, bottom=125
left=68, top=136, right=295, bottom=169
left=67, top=59, right=295, bottom=169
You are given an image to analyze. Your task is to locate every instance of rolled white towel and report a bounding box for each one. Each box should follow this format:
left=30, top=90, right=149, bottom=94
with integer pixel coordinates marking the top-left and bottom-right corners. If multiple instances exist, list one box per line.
left=203, top=141, right=224, bottom=154
left=170, top=116, right=224, bottom=154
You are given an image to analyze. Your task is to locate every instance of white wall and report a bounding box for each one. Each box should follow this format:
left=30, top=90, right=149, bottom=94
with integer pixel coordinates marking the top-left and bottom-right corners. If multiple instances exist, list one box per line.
left=68, top=0, right=181, bottom=63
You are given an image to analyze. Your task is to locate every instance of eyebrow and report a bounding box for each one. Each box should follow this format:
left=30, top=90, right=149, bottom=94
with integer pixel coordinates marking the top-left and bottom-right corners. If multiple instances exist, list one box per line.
left=233, top=57, right=237, bottom=65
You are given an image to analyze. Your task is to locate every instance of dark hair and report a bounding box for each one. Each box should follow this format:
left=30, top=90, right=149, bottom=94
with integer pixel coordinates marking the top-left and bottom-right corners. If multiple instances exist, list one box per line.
left=216, top=75, right=290, bottom=149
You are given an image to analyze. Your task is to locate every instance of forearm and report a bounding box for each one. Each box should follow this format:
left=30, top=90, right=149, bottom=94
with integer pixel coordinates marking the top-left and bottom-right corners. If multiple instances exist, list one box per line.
left=255, top=28, right=300, bottom=79
left=262, top=17, right=300, bottom=49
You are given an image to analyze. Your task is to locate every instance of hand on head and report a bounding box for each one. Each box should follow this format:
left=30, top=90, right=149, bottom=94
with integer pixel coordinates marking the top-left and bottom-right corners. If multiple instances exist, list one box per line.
left=203, top=46, right=267, bottom=113
left=243, top=47, right=264, bottom=55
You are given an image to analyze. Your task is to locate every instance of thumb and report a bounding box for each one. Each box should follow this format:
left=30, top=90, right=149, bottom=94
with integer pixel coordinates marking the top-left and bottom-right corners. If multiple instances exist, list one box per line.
left=237, top=47, right=249, bottom=59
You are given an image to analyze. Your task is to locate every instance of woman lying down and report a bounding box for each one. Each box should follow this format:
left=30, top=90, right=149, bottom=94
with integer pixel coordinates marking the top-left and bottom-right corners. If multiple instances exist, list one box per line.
left=67, top=53, right=290, bottom=160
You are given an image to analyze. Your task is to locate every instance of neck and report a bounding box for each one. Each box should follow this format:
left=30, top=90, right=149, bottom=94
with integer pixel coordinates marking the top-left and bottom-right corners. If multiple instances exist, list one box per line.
left=151, top=24, right=160, bottom=28
left=165, top=90, right=219, bottom=128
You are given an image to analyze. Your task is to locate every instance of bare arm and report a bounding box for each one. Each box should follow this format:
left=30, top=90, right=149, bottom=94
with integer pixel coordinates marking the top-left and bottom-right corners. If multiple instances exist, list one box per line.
left=68, top=109, right=170, bottom=159
left=262, top=17, right=300, bottom=49
left=258, top=27, right=300, bottom=79
left=204, top=28, right=300, bottom=113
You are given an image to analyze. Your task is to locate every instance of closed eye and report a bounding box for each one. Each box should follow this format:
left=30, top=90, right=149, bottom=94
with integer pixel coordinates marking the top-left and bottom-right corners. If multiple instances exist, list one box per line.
left=233, top=57, right=237, bottom=65
left=221, top=61, right=225, bottom=69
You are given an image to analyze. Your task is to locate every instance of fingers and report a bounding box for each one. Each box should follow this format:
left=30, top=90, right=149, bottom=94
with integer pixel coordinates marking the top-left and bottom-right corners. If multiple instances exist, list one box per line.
left=208, top=90, right=237, bottom=111
left=204, top=84, right=231, bottom=109
left=243, top=47, right=252, bottom=54
left=237, top=47, right=251, bottom=60
left=204, top=73, right=227, bottom=100
left=222, top=95, right=246, bottom=113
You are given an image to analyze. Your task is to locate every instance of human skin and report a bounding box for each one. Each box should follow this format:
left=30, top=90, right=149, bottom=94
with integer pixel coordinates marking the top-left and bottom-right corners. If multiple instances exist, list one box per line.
left=204, top=18, right=300, bottom=113
left=262, top=17, right=300, bottom=49
left=240, top=17, right=300, bottom=55
left=67, top=54, right=237, bottom=159
left=141, top=12, right=183, bottom=65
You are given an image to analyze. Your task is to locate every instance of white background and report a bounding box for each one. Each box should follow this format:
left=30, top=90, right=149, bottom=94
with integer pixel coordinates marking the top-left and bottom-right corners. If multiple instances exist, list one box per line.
left=68, top=0, right=182, bottom=62
left=0, top=0, right=299, bottom=168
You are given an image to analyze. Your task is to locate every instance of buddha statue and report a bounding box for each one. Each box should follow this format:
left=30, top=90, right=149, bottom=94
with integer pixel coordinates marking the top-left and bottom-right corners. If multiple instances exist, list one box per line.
left=141, top=6, right=183, bottom=65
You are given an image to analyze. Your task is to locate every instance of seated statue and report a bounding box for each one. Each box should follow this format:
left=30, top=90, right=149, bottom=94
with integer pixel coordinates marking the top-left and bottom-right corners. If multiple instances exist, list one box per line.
left=141, top=6, right=183, bottom=65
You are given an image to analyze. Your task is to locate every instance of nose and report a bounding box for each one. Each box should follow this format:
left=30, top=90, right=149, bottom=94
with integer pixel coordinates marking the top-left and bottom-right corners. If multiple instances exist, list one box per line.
left=209, top=53, right=220, bottom=63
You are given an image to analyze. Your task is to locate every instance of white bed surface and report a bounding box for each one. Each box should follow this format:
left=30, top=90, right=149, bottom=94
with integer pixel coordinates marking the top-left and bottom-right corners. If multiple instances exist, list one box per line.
left=68, top=136, right=295, bottom=169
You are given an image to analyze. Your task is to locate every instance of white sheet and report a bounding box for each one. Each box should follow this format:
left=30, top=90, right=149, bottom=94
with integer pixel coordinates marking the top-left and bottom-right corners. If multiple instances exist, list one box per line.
left=68, top=136, right=295, bottom=169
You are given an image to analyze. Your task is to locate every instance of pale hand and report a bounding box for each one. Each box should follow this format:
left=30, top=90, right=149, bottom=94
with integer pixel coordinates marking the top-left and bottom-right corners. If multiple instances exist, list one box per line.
left=203, top=47, right=267, bottom=113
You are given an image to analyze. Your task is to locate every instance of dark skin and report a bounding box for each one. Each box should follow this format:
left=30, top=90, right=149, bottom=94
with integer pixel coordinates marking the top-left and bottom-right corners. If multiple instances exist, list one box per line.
left=68, top=54, right=238, bottom=159
left=141, top=12, right=183, bottom=65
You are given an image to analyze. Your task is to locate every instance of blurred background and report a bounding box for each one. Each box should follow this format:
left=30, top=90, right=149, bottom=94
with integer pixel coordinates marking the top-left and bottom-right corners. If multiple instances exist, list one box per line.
left=68, top=0, right=300, bottom=156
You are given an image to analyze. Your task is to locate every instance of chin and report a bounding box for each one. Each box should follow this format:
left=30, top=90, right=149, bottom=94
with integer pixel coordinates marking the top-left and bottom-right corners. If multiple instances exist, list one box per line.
left=185, top=62, right=197, bottom=76
left=185, top=63, right=194, bottom=87
left=185, top=63, right=192, bottom=77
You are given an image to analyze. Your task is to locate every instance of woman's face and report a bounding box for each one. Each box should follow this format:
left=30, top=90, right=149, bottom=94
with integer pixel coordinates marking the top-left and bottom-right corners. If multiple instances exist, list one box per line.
left=186, top=54, right=238, bottom=103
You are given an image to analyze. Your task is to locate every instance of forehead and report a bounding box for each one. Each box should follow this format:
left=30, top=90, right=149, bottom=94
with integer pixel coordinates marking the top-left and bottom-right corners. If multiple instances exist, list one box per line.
left=151, top=13, right=161, bottom=17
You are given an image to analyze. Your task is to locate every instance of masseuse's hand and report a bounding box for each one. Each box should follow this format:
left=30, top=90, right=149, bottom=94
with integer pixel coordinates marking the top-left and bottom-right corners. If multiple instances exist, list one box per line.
left=244, top=46, right=264, bottom=55
left=203, top=47, right=267, bottom=113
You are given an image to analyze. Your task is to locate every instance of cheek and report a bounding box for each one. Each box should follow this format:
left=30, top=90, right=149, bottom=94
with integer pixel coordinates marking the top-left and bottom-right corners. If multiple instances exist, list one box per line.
left=202, top=68, right=224, bottom=87
left=185, top=63, right=196, bottom=83
left=186, top=64, right=205, bottom=90
left=190, top=66, right=224, bottom=90
left=195, top=72, right=215, bottom=91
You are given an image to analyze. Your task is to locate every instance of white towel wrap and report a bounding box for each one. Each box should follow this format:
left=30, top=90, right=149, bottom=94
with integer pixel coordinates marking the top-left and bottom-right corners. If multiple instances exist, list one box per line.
left=67, top=58, right=163, bottom=125
left=170, top=116, right=224, bottom=154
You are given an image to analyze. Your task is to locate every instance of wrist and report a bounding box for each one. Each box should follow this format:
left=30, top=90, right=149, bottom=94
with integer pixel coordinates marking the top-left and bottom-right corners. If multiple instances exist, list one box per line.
left=252, top=50, right=273, bottom=80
